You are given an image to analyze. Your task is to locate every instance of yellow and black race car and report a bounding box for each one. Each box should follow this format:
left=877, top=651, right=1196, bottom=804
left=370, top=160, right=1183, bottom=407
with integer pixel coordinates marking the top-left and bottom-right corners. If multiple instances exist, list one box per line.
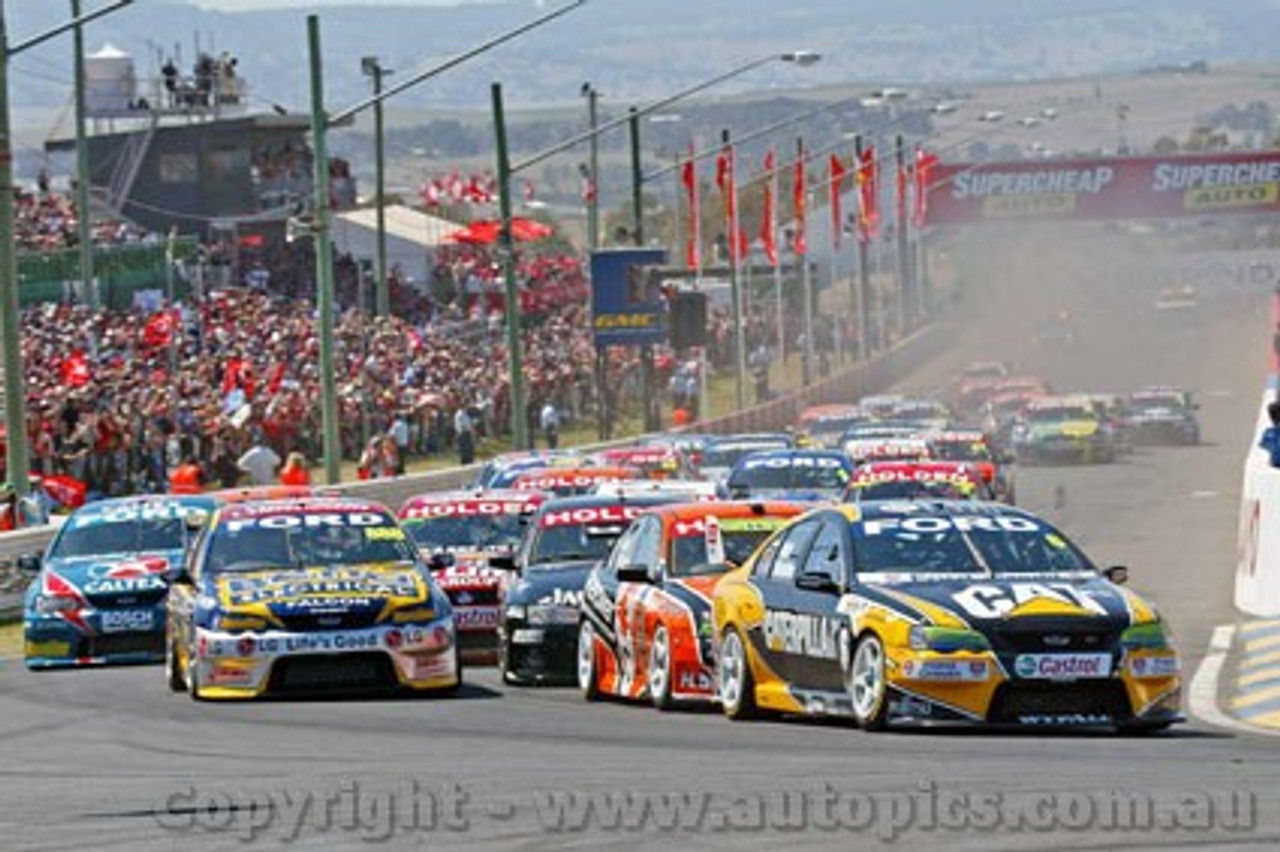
left=711, top=501, right=1181, bottom=732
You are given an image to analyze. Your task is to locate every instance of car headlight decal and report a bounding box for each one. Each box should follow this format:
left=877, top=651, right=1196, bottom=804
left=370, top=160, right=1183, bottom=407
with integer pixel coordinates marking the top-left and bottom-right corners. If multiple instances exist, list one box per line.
left=908, top=625, right=992, bottom=653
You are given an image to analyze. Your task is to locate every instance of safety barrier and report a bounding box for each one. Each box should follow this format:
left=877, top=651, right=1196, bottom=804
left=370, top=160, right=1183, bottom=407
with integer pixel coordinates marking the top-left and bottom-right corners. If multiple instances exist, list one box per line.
left=0, top=321, right=951, bottom=611
left=1235, top=385, right=1280, bottom=616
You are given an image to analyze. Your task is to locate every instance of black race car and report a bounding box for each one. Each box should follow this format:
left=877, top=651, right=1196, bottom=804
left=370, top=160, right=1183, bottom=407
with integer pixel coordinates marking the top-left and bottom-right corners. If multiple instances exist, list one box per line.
left=497, top=493, right=678, bottom=684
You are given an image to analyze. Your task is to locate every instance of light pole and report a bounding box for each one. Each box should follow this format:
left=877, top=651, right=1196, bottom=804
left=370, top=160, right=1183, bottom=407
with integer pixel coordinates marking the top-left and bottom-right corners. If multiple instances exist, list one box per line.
left=361, top=55, right=392, bottom=317
left=1, top=0, right=132, bottom=498
left=306, top=1, right=584, bottom=480
left=71, top=0, right=94, bottom=309
left=581, top=82, right=599, bottom=250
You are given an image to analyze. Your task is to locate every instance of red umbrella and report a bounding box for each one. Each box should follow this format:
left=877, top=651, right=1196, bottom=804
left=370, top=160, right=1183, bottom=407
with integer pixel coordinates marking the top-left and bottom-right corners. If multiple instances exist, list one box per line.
left=447, top=217, right=553, bottom=245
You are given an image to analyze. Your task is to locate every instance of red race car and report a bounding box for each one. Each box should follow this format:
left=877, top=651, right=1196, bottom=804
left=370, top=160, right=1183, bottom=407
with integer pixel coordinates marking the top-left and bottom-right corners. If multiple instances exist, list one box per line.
left=398, top=489, right=546, bottom=663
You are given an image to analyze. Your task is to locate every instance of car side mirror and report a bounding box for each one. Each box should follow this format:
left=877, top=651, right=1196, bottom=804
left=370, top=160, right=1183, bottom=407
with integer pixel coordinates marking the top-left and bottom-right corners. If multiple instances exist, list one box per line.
left=488, top=554, right=517, bottom=572
left=795, top=572, right=842, bottom=594
left=16, top=553, right=41, bottom=574
left=163, top=564, right=193, bottom=585
left=616, top=564, right=655, bottom=584
left=1103, top=565, right=1128, bottom=585
left=184, top=510, right=210, bottom=532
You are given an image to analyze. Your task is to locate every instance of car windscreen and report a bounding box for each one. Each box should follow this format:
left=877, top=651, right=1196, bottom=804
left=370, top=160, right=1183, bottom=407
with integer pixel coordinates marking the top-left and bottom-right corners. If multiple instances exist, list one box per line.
left=729, top=462, right=850, bottom=492
left=850, top=479, right=976, bottom=502
left=50, top=514, right=188, bottom=558
left=1129, top=395, right=1185, bottom=413
left=930, top=441, right=992, bottom=462
left=853, top=513, right=1094, bottom=575
left=204, top=511, right=418, bottom=573
left=528, top=524, right=621, bottom=566
left=701, top=442, right=789, bottom=469
left=403, top=514, right=525, bottom=553
left=1025, top=406, right=1094, bottom=423
left=670, top=529, right=773, bottom=576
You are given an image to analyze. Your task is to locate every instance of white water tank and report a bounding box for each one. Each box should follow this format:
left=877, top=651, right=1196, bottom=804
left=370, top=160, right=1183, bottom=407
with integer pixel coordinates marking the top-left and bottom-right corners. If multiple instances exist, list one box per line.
left=85, top=43, right=136, bottom=114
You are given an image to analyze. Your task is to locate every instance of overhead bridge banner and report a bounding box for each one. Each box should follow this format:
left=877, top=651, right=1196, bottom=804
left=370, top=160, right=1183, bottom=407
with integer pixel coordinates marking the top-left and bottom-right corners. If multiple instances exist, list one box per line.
left=926, top=151, right=1280, bottom=226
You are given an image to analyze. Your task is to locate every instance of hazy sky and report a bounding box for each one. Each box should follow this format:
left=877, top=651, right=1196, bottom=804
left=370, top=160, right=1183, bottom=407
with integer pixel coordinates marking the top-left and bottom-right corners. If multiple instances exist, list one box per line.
left=191, top=0, right=495, bottom=8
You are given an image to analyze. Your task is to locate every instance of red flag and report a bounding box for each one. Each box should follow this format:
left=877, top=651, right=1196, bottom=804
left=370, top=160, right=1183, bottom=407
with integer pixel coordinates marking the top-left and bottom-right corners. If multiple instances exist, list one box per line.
left=221, top=357, right=245, bottom=395
left=858, top=146, right=880, bottom=242
left=143, top=309, right=175, bottom=348
left=897, top=155, right=909, bottom=220
left=829, top=153, right=847, bottom=250
left=793, top=146, right=807, bottom=256
left=761, top=149, right=777, bottom=266
left=60, top=351, right=91, bottom=388
left=716, top=145, right=743, bottom=262
left=682, top=151, right=701, bottom=268
left=447, top=171, right=466, bottom=203
left=913, top=147, right=939, bottom=227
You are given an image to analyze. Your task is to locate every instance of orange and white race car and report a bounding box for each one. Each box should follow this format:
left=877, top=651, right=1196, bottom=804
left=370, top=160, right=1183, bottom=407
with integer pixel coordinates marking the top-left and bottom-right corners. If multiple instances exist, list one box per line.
left=577, top=501, right=805, bottom=709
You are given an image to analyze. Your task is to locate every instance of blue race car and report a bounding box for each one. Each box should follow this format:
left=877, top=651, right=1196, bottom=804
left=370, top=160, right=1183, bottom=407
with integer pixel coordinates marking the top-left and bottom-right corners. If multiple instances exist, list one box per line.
left=23, top=495, right=216, bottom=669
left=723, top=449, right=854, bottom=502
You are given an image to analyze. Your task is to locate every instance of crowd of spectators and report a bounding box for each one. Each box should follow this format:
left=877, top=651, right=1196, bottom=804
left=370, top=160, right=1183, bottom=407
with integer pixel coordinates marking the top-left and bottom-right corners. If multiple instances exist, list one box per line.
left=14, top=189, right=150, bottom=252
left=11, top=242, right=618, bottom=499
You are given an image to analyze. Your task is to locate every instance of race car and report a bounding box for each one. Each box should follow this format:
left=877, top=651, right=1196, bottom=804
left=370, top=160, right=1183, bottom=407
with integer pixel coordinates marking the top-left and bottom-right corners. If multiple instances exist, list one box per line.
left=508, top=465, right=641, bottom=496
left=23, top=495, right=217, bottom=668
left=1011, top=395, right=1118, bottom=465
left=1124, top=387, right=1201, bottom=446
left=796, top=405, right=869, bottom=449
left=397, top=489, right=546, bottom=662
left=697, top=433, right=796, bottom=484
left=844, top=434, right=932, bottom=466
left=844, top=460, right=993, bottom=502
left=473, top=450, right=583, bottom=489
left=724, top=449, right=854, bottom=502
left=497, top=493, right=679, bottom=684
left=165, top=496, right=459, bottom=699
left=926, top=430, right=1015, bottom=503
left=578, top=501, right=806, bottom=708
left=712, top=501, right=1182, bottom=732
left=886, top=398, right=952, bottom=432
left=590, top=446, right=690, bottom=480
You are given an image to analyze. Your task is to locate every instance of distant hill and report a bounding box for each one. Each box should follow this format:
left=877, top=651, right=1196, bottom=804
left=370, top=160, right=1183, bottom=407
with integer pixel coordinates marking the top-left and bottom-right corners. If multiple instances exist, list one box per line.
left=10, top=0, right=1280, bottom=114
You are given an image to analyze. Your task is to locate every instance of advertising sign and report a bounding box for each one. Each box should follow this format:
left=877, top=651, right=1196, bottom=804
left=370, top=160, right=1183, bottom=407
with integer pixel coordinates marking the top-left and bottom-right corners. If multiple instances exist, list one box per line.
left=926, top=151, right=1280, bottom=227
left=590, top=248, right=668, bottom=348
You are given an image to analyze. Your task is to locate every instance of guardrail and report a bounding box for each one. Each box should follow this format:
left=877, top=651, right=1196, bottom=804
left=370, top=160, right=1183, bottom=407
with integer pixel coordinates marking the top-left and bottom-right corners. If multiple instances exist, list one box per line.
left=1235, top=384, right=1280, bottom=616
left=0, top=321, right=950, bottom=621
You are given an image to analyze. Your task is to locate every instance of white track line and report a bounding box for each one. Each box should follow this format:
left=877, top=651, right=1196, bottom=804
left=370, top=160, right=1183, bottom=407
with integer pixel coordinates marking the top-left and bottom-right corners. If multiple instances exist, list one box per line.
left=1188, top=624, right=1274, bottom=736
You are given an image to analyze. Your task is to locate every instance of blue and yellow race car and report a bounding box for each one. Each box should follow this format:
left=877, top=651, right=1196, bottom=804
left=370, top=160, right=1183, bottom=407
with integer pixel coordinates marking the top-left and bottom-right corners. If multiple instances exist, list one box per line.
left=23, top=495, right=217, bottom=668
left=712, top=501, right=1181, bottom=732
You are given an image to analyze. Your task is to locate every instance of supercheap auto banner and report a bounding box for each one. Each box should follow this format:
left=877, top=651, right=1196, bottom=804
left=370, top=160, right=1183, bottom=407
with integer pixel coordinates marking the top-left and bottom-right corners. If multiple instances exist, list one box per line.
left=925, top=151, right=1280, bottom=226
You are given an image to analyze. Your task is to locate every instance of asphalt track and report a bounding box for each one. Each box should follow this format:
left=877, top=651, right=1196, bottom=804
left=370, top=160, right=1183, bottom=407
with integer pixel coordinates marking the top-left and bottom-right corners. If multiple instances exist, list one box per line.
left=3, top=226, right=1279, bottom=852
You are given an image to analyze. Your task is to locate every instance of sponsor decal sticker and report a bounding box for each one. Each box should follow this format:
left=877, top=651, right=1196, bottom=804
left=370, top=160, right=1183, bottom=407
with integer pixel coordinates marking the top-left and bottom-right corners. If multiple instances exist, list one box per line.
left=763, top=610, right=841, bottom=659
left=1129, top=654, right=1180, bottom=678
left=1014, top=653, right=1112, bottom=679
left=900, top=658, right=989, bottom=681
left=101, top=609, right=155, bottom=633
left=951, top=582, right=1109, bottom=619
left=539, top=505, right=641, bottom=528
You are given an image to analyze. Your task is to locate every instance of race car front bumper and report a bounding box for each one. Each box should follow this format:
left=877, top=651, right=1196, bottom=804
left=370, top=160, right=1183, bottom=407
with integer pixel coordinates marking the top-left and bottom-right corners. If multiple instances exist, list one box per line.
left=499, top=608, right=579, bottom=683
left=190, top=620, right=459, bottom=699
left=25, top=607, right=166, bottom=669
left=883, top=648, right=1182, bottom=729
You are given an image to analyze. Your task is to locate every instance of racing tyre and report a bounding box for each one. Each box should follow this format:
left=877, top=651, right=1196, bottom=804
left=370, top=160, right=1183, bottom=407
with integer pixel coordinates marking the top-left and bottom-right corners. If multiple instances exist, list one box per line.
left=718, top=627, right=758, bottom=720
left=185, top=641, right=205, bottom=701
left=577, top=620, right=601, bottom=702
left=166, top=639, right=185, bottom=693
left=849, top=634, right=889, bottom=731
left=648, top=625, right=674, bottom=711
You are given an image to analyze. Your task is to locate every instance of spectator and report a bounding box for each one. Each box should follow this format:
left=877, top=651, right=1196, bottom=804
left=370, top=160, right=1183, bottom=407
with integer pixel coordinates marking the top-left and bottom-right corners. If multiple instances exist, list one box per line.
left=455, top=406, right=476, bottom=466
left=1261, top=401, right=1280, bottom=467
left=279, top=451, right=311, bottom=487
left=169, top=454, right=205, bottom=494
left=237, top=435, right=281, bottom=486
left=540, top=400, right=560, bottom=450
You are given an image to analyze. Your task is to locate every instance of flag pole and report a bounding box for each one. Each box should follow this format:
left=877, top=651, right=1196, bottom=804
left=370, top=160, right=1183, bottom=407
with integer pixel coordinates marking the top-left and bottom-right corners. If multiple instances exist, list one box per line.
left=770, top=150, right=784, bottom=364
